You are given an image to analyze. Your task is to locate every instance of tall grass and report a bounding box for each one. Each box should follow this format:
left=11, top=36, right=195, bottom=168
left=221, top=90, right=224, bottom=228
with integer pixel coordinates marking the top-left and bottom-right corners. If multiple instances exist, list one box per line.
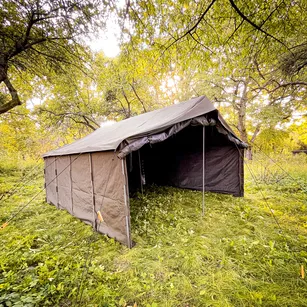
left=0, top=154, right=306, bottom=306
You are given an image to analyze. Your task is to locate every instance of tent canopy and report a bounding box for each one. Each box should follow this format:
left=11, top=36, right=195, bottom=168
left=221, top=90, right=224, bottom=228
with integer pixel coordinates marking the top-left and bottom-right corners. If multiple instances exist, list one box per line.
left=43, top=95, right=246, bottom=158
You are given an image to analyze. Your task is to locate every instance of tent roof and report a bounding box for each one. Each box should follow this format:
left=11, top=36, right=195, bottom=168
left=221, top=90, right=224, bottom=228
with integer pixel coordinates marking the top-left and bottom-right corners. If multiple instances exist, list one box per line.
left=43, top=95, right=239, bottom=157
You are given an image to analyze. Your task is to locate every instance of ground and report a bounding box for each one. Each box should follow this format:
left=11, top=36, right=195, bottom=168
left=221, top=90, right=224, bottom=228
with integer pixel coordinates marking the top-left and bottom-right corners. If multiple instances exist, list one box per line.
left=0, top=154, right=306, bottom=307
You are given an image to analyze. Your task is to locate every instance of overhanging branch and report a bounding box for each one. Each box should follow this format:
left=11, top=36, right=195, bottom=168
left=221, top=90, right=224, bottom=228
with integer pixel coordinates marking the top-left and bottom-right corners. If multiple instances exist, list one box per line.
left=229, top=0, right=290, bottom=51
left=162, top=0, right=217, bottom=54
left=252, top=81, right=307, bottom=93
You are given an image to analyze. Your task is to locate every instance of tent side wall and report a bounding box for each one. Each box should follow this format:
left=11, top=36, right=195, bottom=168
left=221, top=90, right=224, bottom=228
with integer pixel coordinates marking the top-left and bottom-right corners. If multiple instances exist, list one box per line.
left=44, top=152, right=131, bottom=247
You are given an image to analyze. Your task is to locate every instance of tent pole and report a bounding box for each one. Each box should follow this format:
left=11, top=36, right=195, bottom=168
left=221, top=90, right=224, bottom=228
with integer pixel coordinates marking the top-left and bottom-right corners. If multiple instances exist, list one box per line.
left=122, top=158, right=132, bottom=248
left=138, top=150, right=143, bottom=195
left=89, top=153, right=96, bottom=230
left=202, top=125, right=205, bottom=216
left=55, top=157, right=59, bottom=209
left=69, top=155, right=74, bottom=214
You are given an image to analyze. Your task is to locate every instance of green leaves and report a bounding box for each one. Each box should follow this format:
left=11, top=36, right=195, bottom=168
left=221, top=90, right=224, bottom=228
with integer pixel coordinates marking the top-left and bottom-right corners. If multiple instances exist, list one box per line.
left=0, top=0, right=110, bottom=114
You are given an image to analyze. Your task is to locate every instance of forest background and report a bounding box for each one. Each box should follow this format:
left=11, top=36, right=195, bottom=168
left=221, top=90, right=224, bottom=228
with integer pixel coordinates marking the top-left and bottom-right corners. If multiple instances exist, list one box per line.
left=0, top=0, right=307, bottom=165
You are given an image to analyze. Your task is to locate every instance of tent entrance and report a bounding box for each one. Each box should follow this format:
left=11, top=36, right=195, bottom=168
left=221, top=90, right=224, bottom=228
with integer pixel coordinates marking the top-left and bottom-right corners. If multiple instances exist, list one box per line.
left=126, top=125, right=243, bottom=197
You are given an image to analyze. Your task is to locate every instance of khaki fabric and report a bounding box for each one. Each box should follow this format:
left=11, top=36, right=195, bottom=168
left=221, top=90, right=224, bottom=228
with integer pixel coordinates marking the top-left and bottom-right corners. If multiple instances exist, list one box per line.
left=71, top=154, right=93, bottom=223
left=45, top=157, right=57, bottom=205
left=56, top=156, right=73, bottom=213
left=44, top=152, right=131, bottom=246
left=91, top=152, right=130, bottom=245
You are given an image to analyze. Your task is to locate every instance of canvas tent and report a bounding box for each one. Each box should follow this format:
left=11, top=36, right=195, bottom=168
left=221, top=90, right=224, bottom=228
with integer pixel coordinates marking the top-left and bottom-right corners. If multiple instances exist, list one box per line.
left=43, top=95, right=247, bottom=247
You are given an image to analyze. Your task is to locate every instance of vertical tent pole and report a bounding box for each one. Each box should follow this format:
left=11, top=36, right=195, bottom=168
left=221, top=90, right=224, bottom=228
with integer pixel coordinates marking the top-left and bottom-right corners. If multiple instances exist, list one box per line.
left=69, top=155, right=74, bottom=214
left=55, top=157, right=59, bottom=208
left=202, top=125, right=206, bottom=216
left=44, top=159, right=48, bottom=203
left=89, top=153, right=96, bottom=230
left=122, top=158, right=132, bottom=248
left=138, top=150, right=143, bottom=195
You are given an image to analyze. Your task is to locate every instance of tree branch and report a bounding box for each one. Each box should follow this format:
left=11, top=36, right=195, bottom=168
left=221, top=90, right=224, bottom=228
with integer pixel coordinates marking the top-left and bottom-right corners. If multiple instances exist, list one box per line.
left=224, top=18, right=244, bottom=45
left=253, top=81, right=307, bottom=93
left=162, top=0, right=217, bottom=54
left=229, top=0, right=290, bottom=51
left=130, top=83, right=147, bottom=112
left=38, top=108, right=99, bottom=130
left=250, top=124, right=261, bottom=143
left=189, top=32, right=213, bottom=53
left=121, top=88, right=131, bottom=118
left=0, top=77, right=22, bottom=114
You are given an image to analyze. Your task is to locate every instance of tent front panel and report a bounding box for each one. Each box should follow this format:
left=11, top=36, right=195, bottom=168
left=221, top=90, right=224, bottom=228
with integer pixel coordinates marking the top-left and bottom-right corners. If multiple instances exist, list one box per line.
left=205, top=146, right=241, bottom=195
left=91, top=152, right=130, bottom=245
left=44, top=152, right=131, bottom=246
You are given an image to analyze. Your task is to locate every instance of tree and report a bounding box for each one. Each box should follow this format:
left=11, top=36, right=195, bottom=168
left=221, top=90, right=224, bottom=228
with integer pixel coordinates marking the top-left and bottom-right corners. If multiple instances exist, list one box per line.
left=191, top=49, right=307, bottom=159
left=34, top=49, right=170, bottom=139
left=95, top=47, right=172, bottom=120
left=121, top=0, right=306, bottom=62
left=35, top=65, right=101, bottom=136
left=0, top=106, right=42, bottom=161
left=114, top=0, right=307, bottom=158
left=0, top=0, right=107, bottom=114
left=289, top=116, right=307, bottom=150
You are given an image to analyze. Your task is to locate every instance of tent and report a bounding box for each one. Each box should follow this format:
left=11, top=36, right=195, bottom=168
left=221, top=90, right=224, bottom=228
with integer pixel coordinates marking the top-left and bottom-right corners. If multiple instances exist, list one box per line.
left=43, top=95, right=247, bottom=247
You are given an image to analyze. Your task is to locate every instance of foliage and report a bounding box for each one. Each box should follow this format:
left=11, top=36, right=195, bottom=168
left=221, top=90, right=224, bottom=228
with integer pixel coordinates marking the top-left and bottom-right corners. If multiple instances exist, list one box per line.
left=114, top=0, right=307, bottom=147
left=289, top=118, right=307, bottom=149
left=95, top=49, right=169, bottom=120
left=1, top=0, right=307, bottom=161
left=255, top=129, right=292, bottom=154
left=0, top=156, right=306, bottom=306
left=34, top=48, right=180, bottom=141
left=34, top=63, right=102, bottom=139
left=0, top=0, right=108, bottom=114
left=0, top=106, right=42, bottom=161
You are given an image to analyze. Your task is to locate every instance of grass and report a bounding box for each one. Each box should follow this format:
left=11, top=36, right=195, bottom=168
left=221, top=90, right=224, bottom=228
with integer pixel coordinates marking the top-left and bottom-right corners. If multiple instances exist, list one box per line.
left=0, top=153, right=306, bottom=306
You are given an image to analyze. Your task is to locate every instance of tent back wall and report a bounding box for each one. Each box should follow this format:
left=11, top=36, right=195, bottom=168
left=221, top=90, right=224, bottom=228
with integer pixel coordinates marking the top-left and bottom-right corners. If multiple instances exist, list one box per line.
left=44, top=152, right=131, bottom=246
left=128, top=125, right=243, bottom=196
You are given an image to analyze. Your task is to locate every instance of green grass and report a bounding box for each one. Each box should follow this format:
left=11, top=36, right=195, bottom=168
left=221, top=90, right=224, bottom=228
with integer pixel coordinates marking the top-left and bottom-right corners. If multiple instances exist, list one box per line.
left=0, top=154, right=307, bottom=306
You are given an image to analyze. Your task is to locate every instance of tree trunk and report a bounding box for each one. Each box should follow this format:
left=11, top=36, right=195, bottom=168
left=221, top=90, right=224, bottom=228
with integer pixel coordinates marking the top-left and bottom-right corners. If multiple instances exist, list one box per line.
left=246, top=147, right=253, bottom=160
left=246, top=124, right=261, bottom=160
left=0, top=66, right=22, bottom=114
left=236, top=80, right=253, bottom=159
left=237, top=83, right=247, bottom=141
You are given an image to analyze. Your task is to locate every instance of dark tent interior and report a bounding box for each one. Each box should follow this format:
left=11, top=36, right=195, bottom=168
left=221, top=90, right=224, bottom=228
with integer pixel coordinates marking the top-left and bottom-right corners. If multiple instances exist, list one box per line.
left=126, top=121, right=244, bottom=197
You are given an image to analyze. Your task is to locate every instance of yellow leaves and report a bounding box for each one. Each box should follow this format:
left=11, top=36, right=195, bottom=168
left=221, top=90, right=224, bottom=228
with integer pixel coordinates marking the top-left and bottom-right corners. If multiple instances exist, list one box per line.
left=0, top=122, right=18, bottom=154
